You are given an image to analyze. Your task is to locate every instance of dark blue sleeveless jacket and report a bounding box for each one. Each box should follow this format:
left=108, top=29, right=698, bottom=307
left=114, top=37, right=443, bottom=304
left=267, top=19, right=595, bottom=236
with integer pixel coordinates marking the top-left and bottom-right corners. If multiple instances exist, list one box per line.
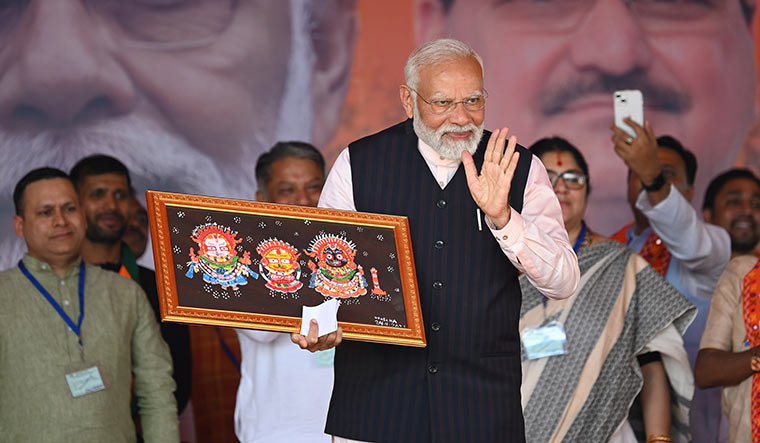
left=325, top=119, right=532, bottom=443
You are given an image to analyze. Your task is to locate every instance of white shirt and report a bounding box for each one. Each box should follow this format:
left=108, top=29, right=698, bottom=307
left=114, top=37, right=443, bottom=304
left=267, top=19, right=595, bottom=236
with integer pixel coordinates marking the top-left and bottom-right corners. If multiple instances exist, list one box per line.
left=234, top=330, right=333, bottom=443
left=319, top=139, right=579, bottom=300
left=634, top=186, right=730, bottom=302
left=631, top=185, right=731, bottom=443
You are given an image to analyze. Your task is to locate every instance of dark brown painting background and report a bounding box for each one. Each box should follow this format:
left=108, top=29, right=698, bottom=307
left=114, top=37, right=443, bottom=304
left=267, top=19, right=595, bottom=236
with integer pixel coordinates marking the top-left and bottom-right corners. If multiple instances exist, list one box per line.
left=168, top=206, right=409, bottom=329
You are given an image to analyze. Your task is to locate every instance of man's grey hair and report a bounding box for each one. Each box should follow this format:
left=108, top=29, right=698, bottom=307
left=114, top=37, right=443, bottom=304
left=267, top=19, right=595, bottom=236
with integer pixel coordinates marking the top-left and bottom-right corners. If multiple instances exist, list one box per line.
left=404, top=38, right=484, bottom=90
left=255, top=141, right=325, bottom=192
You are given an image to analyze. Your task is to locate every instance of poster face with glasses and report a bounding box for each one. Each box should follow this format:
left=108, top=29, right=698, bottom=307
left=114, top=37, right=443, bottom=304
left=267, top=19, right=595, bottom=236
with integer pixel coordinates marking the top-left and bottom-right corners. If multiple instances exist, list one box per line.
left=147, top=190, right=426, bottom=347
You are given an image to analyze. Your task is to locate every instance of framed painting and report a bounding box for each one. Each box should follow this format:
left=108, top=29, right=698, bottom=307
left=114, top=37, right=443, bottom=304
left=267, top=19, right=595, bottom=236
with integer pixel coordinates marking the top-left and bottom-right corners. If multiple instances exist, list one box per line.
left=146, top=190, right=426, bottom=347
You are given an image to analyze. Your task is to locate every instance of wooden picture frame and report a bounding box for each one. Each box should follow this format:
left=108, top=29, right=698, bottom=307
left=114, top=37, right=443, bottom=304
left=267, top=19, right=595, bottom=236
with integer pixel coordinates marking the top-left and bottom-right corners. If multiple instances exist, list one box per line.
left=146, top=190, right=426, bottom=347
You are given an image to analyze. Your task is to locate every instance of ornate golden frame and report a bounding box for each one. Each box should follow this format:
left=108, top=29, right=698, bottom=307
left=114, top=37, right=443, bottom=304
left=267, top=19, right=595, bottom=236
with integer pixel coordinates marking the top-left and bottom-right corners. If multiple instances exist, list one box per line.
left=147, top=190, right=426, bottom=347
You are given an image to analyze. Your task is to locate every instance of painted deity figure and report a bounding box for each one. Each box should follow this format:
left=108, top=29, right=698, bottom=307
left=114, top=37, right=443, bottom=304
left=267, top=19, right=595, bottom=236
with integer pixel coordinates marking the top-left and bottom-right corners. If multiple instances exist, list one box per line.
left=256, top=238, right=303, bottom=293
left=185, top=223, right=258, bottom=290
left=304, top=233, right=367, bottom=299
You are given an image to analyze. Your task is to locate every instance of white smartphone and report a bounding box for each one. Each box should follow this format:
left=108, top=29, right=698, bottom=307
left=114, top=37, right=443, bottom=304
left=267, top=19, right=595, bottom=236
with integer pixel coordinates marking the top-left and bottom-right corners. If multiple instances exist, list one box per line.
left=613, top=90, right=644, bottom=139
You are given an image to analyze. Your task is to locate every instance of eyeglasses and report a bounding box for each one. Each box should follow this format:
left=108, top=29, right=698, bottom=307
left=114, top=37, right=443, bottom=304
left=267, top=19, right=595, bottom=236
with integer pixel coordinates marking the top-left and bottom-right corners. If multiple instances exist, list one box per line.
left=489, top=0, right=733, bottom=33
left=0, top=0, right=240, bottom=51
left=547, top=170, right=588, bottom=189
left=407, top=87, right=487, bottom=115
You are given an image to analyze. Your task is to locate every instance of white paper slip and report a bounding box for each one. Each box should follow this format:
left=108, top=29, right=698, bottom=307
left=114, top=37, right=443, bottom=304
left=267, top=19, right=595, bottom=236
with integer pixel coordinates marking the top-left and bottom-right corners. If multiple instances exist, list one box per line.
left=300, top=298, right=340, bottom=337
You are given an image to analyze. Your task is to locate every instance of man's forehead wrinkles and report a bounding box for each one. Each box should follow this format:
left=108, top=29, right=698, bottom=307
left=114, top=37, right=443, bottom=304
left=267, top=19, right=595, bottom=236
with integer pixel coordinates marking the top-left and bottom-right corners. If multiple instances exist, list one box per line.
left=88, top=183, right=126, bottom=191
left=427, top=91, right=449, bottom=99
left=35, top=199, right=73, bottom=209
left=428, top=89, right=483, bottom=99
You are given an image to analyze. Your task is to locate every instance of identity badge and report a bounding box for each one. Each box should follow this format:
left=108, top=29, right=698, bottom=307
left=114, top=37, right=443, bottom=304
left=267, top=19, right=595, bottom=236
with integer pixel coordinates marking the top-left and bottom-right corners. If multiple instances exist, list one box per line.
left=314, top=348, right=335, bottom=368
left=521, top=320, right=567, bottom=360
left=65, top=362, right=107, bottom=398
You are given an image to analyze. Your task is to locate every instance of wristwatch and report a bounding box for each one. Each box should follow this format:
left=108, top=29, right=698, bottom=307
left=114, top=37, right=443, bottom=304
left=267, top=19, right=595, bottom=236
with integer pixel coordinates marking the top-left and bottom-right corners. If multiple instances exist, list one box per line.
left=641, top=172, right=666, bottom=192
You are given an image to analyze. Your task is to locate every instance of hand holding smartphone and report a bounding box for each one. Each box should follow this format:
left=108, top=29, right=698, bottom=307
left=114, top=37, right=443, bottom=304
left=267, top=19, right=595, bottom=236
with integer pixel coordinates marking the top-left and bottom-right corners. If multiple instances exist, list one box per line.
left=613, top=90, right=643, bottom=139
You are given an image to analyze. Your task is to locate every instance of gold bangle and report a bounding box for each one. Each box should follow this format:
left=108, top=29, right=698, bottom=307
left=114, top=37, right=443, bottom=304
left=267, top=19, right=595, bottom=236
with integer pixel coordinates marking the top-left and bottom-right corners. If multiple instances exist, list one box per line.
left=647, top=435, right=673, bottom=443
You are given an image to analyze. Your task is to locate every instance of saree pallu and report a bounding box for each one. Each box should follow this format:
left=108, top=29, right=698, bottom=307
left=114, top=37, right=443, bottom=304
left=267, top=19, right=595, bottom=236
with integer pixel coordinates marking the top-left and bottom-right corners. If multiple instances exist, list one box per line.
left=519, top=241, right=696, bottom=443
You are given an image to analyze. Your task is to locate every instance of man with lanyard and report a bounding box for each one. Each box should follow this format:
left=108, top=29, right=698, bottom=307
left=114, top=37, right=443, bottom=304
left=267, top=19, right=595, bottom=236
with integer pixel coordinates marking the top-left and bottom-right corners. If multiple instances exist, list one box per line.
left=611, top=120, right=731, bottom=442
left=70, top=154, right=192, bottom=417
left=0, top=167, right=178, bottom=441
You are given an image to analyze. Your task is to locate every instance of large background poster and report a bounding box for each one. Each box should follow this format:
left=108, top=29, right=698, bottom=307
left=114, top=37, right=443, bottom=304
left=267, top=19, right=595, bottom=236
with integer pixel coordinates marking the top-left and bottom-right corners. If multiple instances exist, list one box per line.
left=1, top=0, right=758, bottom=270
left=326, top=0, right=760, bottom=237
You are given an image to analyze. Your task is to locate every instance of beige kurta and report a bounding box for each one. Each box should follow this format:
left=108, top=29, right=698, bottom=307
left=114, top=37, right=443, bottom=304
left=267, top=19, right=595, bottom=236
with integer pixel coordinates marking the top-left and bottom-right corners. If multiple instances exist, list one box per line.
left=700, top=255, right=759, bottom=443
left=0, top=255, right=178, bottom=442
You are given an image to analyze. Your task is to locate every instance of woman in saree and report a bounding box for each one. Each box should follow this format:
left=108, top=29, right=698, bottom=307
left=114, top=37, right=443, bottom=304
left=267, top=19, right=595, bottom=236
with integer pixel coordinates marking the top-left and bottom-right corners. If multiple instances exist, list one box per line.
left=520, top=137, right=696, bottom=443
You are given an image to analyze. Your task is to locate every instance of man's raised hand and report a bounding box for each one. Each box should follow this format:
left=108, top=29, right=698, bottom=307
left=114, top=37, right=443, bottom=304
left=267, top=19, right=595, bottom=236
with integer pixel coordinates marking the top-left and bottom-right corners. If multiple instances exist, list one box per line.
left=462, top=127, right=520, bottom=229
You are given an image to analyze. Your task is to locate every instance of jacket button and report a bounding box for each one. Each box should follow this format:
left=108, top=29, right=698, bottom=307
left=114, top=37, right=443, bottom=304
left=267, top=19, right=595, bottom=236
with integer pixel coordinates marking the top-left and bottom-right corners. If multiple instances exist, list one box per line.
left=436, top=199, right=447, bottom=209
left=431, top=322, right=441, bottom=331
left=432, top=281, right=443, bottom=290
left=428, top=365, right=438, bottom=374
left=434, top=240, right=445, bottom=249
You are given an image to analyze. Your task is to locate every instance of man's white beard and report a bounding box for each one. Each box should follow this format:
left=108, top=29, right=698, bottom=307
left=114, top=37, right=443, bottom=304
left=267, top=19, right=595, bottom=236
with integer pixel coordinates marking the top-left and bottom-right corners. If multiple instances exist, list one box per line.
left=0, top=114, right=267, bottom=201
left=0, top=2, right=319, bottom=271
left=0, top=114, right=270, bottom=270
left=0, top=0, right=316, bottom=201
left=412, top=101, right=483, bottom=160
left=0, top=112, right=302, bottom=271
left=0, top=55, right=315, bottom=271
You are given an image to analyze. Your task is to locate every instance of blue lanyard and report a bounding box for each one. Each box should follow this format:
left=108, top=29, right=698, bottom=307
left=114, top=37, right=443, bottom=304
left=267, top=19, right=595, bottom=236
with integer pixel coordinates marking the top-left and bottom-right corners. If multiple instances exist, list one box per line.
left=215, top=327, right=241, bottom=371
left=19, top=260, right=85, bottom=346
left=572, top=221, right=587, bottom=254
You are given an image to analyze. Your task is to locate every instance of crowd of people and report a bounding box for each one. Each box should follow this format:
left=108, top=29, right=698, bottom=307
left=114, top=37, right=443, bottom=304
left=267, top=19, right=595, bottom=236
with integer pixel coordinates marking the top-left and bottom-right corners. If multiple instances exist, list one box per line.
left=2, top=33, right=760, bottom=443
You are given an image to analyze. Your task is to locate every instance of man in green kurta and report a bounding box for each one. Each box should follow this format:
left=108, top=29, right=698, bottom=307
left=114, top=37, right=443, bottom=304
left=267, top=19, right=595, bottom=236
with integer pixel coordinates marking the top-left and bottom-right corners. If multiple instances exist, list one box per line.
left=0, top=167, right=178, bottom=442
